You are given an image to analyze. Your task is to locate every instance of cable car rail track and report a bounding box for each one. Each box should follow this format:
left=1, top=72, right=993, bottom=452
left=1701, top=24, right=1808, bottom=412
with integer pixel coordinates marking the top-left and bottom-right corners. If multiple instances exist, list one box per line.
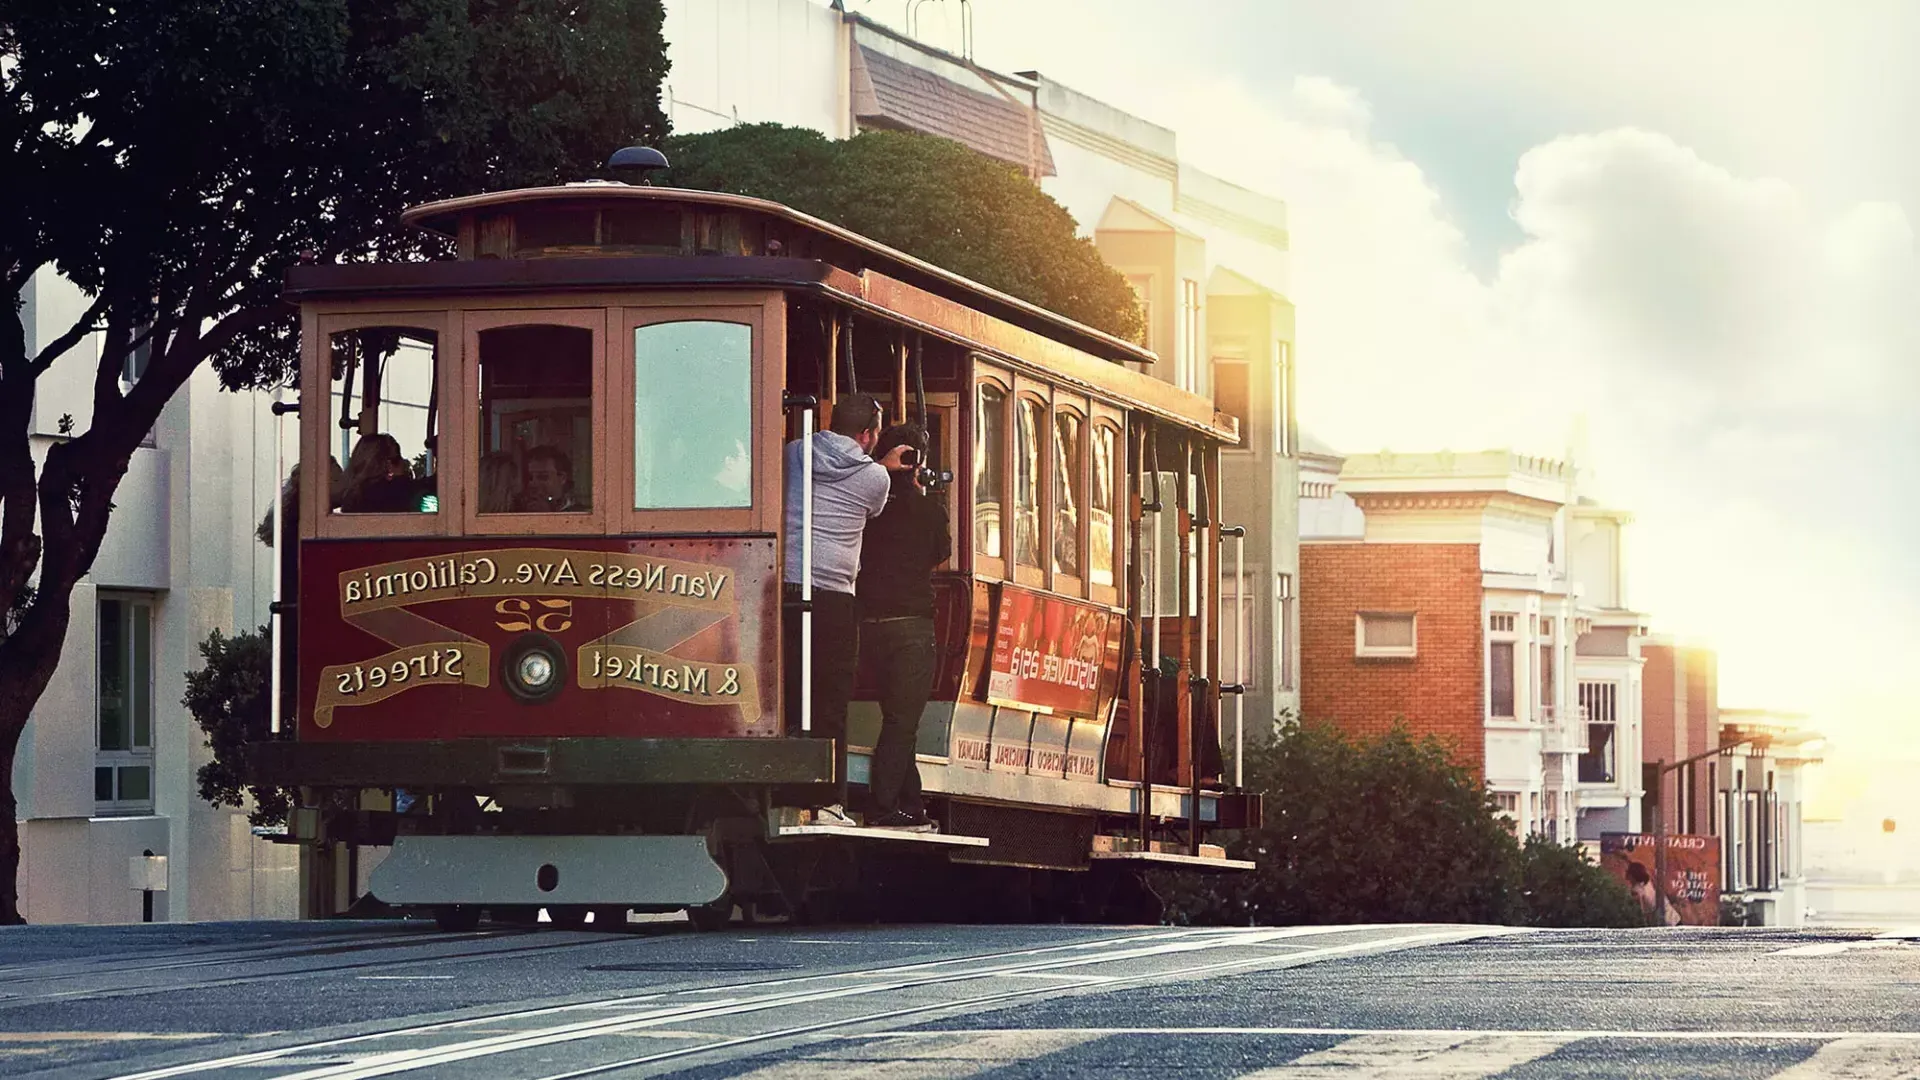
left=0, top=925, right=680, bottom=1008
left=100, top=925, right=1506, bottom=1080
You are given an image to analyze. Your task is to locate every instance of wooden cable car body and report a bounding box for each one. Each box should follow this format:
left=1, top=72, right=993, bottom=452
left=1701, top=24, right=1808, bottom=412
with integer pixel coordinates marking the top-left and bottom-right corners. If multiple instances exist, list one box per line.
left=257, top=182, right=1258, bottom=926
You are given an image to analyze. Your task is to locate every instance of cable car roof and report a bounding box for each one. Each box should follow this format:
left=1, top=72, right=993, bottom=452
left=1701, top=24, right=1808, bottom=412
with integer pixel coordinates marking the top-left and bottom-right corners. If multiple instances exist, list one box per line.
left=401, top=184, right=1157, bottom=369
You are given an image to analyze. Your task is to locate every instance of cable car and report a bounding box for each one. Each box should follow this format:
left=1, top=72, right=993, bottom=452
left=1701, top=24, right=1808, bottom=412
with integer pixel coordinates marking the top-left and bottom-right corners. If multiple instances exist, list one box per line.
left=255, top=155, right=1259, bottom=929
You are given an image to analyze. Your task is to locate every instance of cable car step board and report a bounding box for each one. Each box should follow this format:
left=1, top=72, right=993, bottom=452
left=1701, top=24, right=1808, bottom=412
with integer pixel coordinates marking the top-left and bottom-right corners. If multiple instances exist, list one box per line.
left=1088, top=849, right=1255, bottom=871
left=773, top=824, right=989, bottom=847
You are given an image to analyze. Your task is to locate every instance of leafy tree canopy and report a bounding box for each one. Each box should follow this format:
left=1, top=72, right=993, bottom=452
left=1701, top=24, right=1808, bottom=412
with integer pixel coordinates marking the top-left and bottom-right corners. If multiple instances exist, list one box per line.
left=665, top=124, right=1146, bottom=344
left=0, top=0, right=670, bottom=924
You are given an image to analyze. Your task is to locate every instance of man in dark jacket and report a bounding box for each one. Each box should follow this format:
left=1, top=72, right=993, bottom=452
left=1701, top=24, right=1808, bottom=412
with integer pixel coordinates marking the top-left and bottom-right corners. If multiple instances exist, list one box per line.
left=857, top=424, right=951, bottom=831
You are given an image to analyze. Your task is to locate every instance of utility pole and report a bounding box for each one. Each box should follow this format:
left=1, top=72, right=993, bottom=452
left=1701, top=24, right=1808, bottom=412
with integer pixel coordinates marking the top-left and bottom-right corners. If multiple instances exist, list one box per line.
left=1652, top=734, right=1770, bottom=925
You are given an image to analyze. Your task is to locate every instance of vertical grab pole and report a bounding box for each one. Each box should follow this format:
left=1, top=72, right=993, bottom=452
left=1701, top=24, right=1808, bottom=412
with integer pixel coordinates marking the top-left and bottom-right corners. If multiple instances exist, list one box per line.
left=1234, top=526, right=1246, bottom=788
left=800, top=404, right=815, bottom=733
left=268, top=384, right=286, bottom=735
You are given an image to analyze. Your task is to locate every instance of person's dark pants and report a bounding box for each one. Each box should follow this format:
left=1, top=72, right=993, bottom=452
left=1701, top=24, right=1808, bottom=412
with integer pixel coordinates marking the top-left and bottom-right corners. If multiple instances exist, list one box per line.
left=783, top=584, right=857, bottom=808
left=862, top=616, right=934, bottom=818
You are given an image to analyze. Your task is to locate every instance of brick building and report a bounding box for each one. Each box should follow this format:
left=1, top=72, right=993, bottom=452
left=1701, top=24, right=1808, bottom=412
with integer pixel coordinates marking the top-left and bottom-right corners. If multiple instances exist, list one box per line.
left=1300, top=450, right=1585, bottom=840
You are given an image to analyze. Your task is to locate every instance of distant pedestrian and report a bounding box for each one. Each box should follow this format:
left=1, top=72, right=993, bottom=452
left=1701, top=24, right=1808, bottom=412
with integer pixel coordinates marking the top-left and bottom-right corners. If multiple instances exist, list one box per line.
left=782, top=393, right=910, bottom=826
left=857, top=423, right=950, bottom=832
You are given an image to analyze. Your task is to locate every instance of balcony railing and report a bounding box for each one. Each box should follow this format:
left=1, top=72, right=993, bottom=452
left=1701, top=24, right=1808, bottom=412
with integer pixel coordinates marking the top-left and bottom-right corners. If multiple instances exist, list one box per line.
left=1540, top=703, right=1589, bottom=754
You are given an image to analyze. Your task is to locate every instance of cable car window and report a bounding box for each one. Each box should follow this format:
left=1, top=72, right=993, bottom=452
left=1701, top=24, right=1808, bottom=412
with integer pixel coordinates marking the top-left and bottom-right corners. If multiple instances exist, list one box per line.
left=328, top=327, right=438, bottom=515
left=633, top=321, right=752, bottom=509
left=1090, top=424, right=1117, bottom=588
left=1014, top=396, right=1044, bottom=570
left=476, top=324, right=594, bottom=513
left=1053, top=411, right=1083, bottom=578
left=974, top=383, right=1006, bottom=558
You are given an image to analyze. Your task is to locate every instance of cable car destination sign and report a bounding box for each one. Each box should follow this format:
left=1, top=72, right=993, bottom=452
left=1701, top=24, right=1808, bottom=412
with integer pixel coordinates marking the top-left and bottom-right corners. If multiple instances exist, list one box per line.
left=315, top=546, right=757, bottom=728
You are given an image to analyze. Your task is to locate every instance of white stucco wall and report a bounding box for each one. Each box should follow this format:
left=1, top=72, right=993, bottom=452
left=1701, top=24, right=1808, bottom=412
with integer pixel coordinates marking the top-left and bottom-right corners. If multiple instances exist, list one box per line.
left=12, top=265, right=298, bottom=924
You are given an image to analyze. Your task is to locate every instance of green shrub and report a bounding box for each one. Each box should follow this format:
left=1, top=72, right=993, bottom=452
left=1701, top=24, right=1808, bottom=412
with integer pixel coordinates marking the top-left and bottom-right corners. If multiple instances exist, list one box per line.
left=1517, top=834, right=1645, bottom=928
left=184, top=626, right=293, bottom=827
left=1162, top=716, right=1646, bottom=929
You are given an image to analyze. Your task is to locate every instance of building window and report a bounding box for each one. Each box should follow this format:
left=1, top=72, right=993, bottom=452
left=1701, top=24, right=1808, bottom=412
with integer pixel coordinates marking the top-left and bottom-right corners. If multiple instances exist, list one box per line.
left=1539, top=639, right=1555, bottom=715
left=1577, top=681, right=1618, bottom=783
left=1274, top=340, right=1293, bottom=456
left=97, top=594, right=156, bottom=816
left=1213, top=356, right=1248, bottom=440
left=1489, top=612, right=1515, bottom=633
left=1356, top=611, right=1416, bottom=658
left=1489, top=640, right=1516, bottom=717
left=1277, top=573, right=1295, bottom=690
left=1220, top=571, right=1254, bottom=692
left=1494, top=791, right=1519, bottom=818
left=1176, top=278, right=1201, bottom=393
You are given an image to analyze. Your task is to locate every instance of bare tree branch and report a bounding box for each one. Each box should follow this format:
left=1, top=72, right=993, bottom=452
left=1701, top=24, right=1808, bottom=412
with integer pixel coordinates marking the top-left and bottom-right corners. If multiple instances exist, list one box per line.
left=29, top=293, right=108, bottom=375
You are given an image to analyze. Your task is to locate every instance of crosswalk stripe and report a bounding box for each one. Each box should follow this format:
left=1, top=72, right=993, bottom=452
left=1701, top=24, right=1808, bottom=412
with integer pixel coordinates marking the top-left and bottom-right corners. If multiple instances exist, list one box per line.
left=718, top=1031, right=1105, bottom=1079
left=1771, top=1037, right=1920, bottom=1079
left=1237, top=1031, right=1575, bottom=1078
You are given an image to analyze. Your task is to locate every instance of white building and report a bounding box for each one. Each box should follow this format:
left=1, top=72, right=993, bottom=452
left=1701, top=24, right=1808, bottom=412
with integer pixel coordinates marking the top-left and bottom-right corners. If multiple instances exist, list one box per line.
left=1568, top=500, right=1649, bottom=842
left=10, top=269, right=297, bottom=923
left=665, top=0, right=1303, bottom=727
left=1718, top=708, right=1822, bottom=927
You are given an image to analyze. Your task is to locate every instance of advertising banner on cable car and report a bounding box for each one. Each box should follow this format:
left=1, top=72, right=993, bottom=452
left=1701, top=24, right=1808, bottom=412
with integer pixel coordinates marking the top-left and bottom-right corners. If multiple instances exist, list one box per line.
left=1599, top=832, right=1721, bottom=926
left=984, top=586, right=1116, bottom=719
left=298, top=537, right=777, bottom=741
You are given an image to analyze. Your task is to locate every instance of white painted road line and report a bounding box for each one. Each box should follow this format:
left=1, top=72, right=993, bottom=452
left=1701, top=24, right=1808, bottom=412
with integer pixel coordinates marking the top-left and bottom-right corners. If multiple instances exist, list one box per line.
left=1771, top=1037, right=1920, bottom=1079
left=1239, top=1032, right=1574, bottom=1078
left=720, top=1031, right=1106, bottom=1080
left=1772, top=941, right=1910, bottom=957
left=862, top=1027, right=1920, bottom=1042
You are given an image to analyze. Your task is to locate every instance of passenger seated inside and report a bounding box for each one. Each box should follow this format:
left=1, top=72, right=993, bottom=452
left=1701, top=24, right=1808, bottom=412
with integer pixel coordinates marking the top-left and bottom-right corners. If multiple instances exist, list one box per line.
left=477, top=451, right=521, bottom=514
left=338, top=433, right=432, bottom=514
left=517, top=444, right=586, bottom=512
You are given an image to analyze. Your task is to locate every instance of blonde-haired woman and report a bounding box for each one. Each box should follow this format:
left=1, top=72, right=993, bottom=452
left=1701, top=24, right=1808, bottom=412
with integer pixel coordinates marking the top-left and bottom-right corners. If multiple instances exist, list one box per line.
left=340, top=434, right=424, bottom=513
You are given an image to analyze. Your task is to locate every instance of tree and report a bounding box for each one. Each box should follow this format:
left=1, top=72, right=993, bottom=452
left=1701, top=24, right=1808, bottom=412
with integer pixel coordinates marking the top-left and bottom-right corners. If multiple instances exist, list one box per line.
left=666, top=124, right=1146, bottom=344
left=184, top=626, right=292, bottom=829
left=0, top=0, right=670, bottom=924
left=1160, top=716, right=1643, bottom=928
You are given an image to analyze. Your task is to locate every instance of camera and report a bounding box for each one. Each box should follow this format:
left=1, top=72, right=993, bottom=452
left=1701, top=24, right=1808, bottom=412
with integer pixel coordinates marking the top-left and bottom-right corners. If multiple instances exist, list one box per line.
left=899, top=448, right=953, bottom=490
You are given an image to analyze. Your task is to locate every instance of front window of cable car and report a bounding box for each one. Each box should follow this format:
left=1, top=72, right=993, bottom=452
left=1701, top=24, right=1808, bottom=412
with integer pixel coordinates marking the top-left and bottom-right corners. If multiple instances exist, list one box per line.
left=476, top=324, right=594, bottom=514
left=632, top=321, right=752, bottom=509
left=328, top=327, right=438, bottom=515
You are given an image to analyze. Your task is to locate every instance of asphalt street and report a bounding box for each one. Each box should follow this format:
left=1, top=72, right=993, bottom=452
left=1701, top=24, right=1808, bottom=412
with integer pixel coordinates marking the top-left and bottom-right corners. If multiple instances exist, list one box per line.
left=1, top=917, right=1916, bottom=1078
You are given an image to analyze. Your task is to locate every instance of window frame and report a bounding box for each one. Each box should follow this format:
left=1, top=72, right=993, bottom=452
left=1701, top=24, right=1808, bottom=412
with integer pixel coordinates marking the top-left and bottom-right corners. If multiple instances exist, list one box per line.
left=1088, top=407, right=1125, bottom=608
left=970, top=365, right=1013, bottom=581
left=1276, top=571, right=1296, bottom=691
left=613, top=296, right=782, bottom=535
left=1049, top=394, right=1089, bottom=599
left=95, top=592, right=156, bottom=817
left=305, top=309, right=457, bottom=539
left=459, top=306, right=609, bottom=537
left=1010, top=376, right=1051, bottom=590
left=1354, top=610, right=1417, bottom=659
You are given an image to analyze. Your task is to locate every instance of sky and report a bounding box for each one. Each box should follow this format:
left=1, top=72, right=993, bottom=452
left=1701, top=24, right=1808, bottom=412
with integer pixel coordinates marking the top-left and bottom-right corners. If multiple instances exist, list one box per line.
left=858, top=0, right=1920, bottom=772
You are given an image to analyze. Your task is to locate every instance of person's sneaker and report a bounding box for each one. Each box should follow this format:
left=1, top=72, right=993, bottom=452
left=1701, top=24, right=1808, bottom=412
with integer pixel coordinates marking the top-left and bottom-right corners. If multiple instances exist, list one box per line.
left=868, top=810, right=939, bottom=833
left=812, top=804, right=859, bottom=827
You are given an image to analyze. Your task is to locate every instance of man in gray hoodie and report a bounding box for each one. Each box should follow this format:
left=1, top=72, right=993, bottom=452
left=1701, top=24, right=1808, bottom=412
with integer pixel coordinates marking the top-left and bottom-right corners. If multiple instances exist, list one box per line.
left=783, top=393, right=908, bottom=825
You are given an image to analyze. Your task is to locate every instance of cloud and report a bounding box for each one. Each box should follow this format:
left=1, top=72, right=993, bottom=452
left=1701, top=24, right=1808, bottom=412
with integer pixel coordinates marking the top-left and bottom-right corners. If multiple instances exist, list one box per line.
left=1168, top=75, right=1920, bottom=742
